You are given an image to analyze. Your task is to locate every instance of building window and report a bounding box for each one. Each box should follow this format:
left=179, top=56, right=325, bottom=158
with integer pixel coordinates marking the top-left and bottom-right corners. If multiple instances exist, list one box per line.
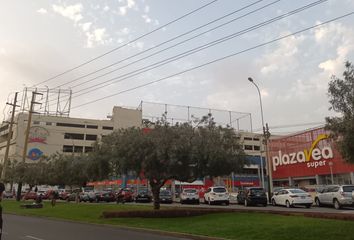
left=46, top=122, right=52, bottom=126
left=74, top=146, right=83, bottom=153
left=86, top=125, right=98, bottom=129
left=33, top=121, right=40, bottom=125
left=64, top=133, right=85, bottom=140
left=253, top=138, right=260, bottom=141
left=102, top=126, right=114, bottom=130
left=63, top=145, right=73, bottom=152
left=244, top=145, right=253, bottom=150
left=85, top=146, right=93, bottom=153
left=57, top=122, right=85, bottom=128
left=244, top=137, right=253, bottom=141
left=254, top=145, right=260, bottom=151
left=85, top=134, right=97, bottom=141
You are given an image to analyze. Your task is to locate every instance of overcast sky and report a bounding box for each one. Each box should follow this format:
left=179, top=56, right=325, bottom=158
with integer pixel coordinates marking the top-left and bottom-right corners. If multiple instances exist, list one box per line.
left=1, top=0, right=354, bottom=134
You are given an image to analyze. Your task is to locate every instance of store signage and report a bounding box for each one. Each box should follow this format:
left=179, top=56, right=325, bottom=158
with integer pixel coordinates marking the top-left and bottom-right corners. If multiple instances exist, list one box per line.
left=272, top=134, right=333, bottom=171
left=28, top=148, right=43, bottom=161
left=29, top=126, right=49, bottom=144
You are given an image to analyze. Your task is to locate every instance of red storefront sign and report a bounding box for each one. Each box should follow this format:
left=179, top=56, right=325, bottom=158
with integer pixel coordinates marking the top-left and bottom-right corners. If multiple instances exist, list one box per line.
left=269, top=128, right=354, bottom=179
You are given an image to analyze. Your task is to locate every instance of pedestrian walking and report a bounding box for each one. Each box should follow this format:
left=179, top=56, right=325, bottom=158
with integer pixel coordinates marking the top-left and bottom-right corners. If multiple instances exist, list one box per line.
left=0, top=182, right=5, bottom=240
left=116, top=189, right=125, bottom=204
left=50, top=190, right=58, bottom=207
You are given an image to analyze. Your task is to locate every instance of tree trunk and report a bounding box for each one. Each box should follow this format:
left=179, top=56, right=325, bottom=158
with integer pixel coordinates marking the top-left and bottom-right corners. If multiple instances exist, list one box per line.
left=150, top=182, right=161, bottom=210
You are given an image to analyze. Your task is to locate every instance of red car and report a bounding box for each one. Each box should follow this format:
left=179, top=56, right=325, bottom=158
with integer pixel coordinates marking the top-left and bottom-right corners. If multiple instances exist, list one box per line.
left=116, top=188, right=134, bottom=202
left=23, top=191, right=37, bottom=200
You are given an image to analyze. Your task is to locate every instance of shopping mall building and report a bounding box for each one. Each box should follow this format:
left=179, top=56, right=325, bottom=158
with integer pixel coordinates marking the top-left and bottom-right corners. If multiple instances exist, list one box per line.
left=269, top=127, right=354, bottom=187
left=0, top=102, right=266, bottom=190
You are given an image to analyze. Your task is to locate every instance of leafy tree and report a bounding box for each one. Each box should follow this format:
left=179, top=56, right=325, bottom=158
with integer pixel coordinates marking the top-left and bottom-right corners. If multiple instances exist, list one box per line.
left=86, top=142, right=114, bottom=182
left=45, top=153, right=91, bottom=189
left=96, top=116, right=246, bottom=209
left=9, top=159, right=50, bottom=197
left=326, top=61, right=354, bottom=163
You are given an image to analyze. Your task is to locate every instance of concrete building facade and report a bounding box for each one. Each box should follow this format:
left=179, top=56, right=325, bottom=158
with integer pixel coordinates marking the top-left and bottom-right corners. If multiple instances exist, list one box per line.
left=0, top=106, right=142, bottom=163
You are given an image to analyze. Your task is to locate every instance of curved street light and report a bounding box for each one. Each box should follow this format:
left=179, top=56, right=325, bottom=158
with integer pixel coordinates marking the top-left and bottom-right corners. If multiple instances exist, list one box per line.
left=248, top=77, right=273, bottom=202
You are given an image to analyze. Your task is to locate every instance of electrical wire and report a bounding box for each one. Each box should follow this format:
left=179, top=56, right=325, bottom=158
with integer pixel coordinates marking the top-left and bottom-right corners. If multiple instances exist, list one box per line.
left=32, top=0, right=219, bottom=87
left=48, top=0, right=327, bottom=106
left=51, top=0, right=267, bottom=90
left=71, top=12, right=354, bottom=110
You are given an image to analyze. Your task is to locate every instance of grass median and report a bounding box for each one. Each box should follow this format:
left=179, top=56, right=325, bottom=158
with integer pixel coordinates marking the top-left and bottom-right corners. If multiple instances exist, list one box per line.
left=2, top=200, right=354, bottom=240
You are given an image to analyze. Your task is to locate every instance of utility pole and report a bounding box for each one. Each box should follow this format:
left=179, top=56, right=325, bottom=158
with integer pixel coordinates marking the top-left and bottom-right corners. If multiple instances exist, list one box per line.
left=263, top=123, right=272, bottom=202
left=16, top=91, right=42, bottom=201
left=1, top=92, right=20, bottom=181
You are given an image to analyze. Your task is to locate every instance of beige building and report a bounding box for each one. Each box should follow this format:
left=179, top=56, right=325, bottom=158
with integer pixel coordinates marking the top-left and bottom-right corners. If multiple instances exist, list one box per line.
left=0, top=106, right=142, bottom=163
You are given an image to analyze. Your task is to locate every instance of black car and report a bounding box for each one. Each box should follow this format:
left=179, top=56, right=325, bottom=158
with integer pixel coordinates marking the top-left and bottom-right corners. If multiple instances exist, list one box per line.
left=237, top=187, right=268, bottom=207
left=159, top=190, right=173, bottom=204
left=135, top=189, right=152, bottom=203
left=95, top=191, right=116, bottom=202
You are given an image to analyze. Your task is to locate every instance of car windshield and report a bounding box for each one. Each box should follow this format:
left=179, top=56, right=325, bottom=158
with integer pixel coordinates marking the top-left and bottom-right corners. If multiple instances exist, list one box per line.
left=289, top=189, right=306, bottom=194
left=249, top=188, right=264, bottom=194
left=184, top=189, right=197, bottom=193
left=343, top=186, right=354, bottom=192
left=160, top=191, right=171, bottom=196
left=213, top=188, right=226, bottom=193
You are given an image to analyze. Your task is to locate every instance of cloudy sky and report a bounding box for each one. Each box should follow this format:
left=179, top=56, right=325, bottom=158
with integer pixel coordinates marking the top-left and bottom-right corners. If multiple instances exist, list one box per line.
left=1, top=0, right=354, bottom=134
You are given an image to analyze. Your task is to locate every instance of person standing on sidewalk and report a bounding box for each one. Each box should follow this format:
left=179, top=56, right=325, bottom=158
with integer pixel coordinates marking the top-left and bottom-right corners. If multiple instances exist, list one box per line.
left=0, top=182, right=5, bottom=240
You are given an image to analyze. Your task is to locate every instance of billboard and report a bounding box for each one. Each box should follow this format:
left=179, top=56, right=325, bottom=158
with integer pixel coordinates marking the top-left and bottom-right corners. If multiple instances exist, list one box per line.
left=269, top=128, right=354, bottom=179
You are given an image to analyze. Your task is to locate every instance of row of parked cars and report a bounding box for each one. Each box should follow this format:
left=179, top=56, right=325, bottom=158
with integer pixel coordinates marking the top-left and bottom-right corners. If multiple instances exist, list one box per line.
left=201, top=184, right=354, bottom=210
left=12, top=184, right=354, bottom=210
left=234, top=184, right=354, bottom=209
left=64, top=188, right=175, bottom=204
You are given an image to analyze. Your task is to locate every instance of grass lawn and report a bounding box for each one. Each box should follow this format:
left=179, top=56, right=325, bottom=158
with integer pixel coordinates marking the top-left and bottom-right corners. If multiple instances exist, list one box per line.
left=2, top=200, right=354, bottom=240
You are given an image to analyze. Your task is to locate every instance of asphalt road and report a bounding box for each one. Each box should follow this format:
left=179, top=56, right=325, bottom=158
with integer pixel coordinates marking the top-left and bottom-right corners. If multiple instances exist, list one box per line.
left=2, top=214, right=192, bottom=240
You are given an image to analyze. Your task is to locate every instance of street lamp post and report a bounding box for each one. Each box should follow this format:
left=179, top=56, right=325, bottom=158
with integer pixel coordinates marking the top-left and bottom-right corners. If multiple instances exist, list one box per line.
left=248, top=77, right=273, bottom=202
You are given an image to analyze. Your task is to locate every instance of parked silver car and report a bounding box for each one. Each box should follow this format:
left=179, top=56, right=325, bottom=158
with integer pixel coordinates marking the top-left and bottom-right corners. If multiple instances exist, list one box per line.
left=314, top=185, right=354, bottom=209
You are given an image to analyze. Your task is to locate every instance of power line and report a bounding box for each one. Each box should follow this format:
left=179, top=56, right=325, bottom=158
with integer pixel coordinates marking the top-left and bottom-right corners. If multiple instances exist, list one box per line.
left=253, top=122, right=326, bottom=132
left=51, top=0, right=267, bottom=90
left=32, top=0, right=219, bottom=87
left=71, top=11, right=354, bottom=110
left=49, top=0, right=326, bottom=106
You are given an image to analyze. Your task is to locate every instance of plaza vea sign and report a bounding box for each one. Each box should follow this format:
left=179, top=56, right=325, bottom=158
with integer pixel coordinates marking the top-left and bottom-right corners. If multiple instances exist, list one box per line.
left=272, top=134, right=333, bottom=171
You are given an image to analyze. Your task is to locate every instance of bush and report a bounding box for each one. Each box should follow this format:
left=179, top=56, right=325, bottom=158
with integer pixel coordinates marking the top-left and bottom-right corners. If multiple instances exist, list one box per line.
left=102, top=208, right=231, bottom=218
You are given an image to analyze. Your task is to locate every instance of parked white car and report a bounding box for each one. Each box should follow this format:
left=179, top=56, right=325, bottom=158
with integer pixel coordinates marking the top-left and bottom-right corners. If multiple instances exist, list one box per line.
left=203, top=186, right=229, bottom=205
left=271, top=188, right=313, bottom=208
left=180, top=188, right=199, bottom=204
left=315, top=185, right=354, bottom=209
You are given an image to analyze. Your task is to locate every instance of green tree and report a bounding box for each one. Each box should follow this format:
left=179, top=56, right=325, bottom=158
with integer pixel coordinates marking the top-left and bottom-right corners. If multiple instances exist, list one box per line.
left=10, top=159, right=50, bottom=195
left=46, top=153, right=90, bottom=189
left=96, top=116, right=246, bottom=209
left=326, top=61, right=354, bottom=163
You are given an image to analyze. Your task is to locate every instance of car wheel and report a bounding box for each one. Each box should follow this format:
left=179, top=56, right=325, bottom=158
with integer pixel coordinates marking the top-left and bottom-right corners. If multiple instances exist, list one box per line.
left=180, top=200, right=184, bottom=204
left=196, top=200, right=200, bottom=205
left=334, top=199, right=341, bottom=210
left=306, top=204, right=311, bottom=208
left=286, top=200, right=291, bottom=208
left=315, top=198, right=321, bottom=207
left=272, top=199, right=276, bottom=206
left=244, top=199, right=248, bottom=207
left=225, top=201, right=229, bottom=206
left=263, top=203, right=267, bottom=207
